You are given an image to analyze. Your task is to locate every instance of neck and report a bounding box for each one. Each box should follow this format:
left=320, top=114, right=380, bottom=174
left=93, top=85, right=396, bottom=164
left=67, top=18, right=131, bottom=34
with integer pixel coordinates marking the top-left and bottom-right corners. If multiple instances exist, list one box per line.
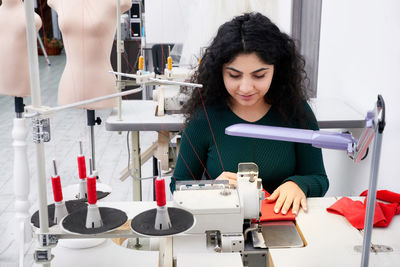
left=230, top=99, right=271, bottom=123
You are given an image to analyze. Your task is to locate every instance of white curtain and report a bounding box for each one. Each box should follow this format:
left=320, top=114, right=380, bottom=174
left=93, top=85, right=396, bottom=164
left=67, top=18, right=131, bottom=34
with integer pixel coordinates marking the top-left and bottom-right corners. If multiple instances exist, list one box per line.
left=145, top=0, right=290, bottom=67
left=177, top=0, right=284, bottom=66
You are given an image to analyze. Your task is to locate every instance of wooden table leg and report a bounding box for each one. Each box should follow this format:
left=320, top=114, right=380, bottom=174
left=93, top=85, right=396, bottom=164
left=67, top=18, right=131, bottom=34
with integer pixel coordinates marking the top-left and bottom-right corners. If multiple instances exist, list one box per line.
left=130, top=131, right=142, bottom=201
left=156, top=130, right=170, bottom=172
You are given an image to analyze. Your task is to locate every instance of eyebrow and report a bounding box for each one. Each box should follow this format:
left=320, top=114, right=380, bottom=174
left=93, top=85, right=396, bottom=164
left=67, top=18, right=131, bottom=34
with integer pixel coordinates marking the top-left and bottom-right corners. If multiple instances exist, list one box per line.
left=225, top=67, right=269, bottom=74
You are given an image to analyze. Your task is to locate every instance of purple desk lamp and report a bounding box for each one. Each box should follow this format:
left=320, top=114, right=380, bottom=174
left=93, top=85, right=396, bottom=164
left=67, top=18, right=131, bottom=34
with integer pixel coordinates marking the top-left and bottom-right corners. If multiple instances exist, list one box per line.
left=226, top=95, right=386, bottom=267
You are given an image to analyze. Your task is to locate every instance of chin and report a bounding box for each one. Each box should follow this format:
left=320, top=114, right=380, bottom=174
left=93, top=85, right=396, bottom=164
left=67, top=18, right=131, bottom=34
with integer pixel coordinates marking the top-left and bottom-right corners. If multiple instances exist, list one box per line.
left=238, top=100, right=257, bottom=106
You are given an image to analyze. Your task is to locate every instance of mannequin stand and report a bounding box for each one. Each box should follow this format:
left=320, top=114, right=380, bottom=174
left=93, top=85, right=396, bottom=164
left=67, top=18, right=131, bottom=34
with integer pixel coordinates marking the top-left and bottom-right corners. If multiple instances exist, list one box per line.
left=13, top=97, right=31, bottom=267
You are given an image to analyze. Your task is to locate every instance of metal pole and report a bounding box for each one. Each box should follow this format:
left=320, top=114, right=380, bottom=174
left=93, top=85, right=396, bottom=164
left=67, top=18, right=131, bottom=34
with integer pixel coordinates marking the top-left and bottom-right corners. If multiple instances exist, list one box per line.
left=360, top=130, right=383, bottom=267
left=90, top=125, right=96, bottom=172
left=117, top=0, right=123, bottom=121
left=37, top=35, right=51, bottom=66
left=24, top=0, right=50, bottom=240
left=87, top=110, right=97, bottom=173
left=26, top=87, right=142, bottom=117
left=24, top=1, right=50, bottom=265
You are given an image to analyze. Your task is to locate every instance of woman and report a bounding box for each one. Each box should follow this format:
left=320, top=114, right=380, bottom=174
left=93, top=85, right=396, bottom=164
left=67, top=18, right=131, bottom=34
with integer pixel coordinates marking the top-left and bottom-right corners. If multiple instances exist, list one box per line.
left=171, top=12, right=328, bottom=215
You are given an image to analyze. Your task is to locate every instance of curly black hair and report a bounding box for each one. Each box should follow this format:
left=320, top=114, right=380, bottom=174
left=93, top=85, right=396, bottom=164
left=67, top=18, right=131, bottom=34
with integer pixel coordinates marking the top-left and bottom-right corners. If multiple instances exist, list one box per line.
left=182, top=12, right=311, bottom=127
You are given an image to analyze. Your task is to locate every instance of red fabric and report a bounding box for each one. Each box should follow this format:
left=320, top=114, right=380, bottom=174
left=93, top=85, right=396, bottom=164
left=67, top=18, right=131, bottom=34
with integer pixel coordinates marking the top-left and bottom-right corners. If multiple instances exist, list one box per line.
left=326, top=190, right=400, bottom=229
left=259, top=190, right=296, bottom=222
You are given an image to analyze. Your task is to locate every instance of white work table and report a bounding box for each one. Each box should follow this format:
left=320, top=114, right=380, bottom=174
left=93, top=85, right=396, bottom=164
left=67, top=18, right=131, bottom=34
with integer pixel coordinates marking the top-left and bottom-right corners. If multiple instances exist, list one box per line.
left=269, top=197, right=400, bottom=267
left=105, top=100, right=185, bottom=132
left=309, top=98, right=365, bottom=129
left=106, top=98, right=365, bottom=131
left=35, top=198, right=400, bottom=267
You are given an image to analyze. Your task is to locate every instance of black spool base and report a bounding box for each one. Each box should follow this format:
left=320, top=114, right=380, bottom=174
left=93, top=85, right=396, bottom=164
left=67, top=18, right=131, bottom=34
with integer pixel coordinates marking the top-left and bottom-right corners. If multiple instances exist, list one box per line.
left=131, top=207, right=194, bottom=236
left=31, top=200, right=87, bottom=228
left=62, top=207, right=127, bottom=235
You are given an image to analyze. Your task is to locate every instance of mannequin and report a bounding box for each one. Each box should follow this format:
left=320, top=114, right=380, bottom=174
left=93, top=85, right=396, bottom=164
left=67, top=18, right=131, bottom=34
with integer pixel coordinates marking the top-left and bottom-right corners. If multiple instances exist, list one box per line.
left=48, top=0, right=132, bottom=109
left=0, top=0, right=42, bottom=97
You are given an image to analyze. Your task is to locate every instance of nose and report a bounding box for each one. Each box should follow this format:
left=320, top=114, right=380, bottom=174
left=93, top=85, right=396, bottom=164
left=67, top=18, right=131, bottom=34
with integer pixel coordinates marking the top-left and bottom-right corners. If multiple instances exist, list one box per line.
left=239, top=77, right=254, bottom=93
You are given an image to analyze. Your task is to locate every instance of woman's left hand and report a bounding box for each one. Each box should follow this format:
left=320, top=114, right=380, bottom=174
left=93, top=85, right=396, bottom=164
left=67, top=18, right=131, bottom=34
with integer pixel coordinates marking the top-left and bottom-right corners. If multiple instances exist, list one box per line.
left=265, top=181, right=307, bottom=216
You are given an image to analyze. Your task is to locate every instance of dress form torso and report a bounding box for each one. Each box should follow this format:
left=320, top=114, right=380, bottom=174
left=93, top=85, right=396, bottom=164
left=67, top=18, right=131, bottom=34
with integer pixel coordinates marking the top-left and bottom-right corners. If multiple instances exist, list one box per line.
left=0, top=0, right=42, bottom=97
left=48, top=0, right=132, bottom=109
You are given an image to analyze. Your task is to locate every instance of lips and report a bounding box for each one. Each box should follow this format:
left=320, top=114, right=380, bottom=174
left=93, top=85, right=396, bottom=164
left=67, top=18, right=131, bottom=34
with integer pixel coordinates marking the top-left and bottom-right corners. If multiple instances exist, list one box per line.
left=239, top=94, right=255, bottom=101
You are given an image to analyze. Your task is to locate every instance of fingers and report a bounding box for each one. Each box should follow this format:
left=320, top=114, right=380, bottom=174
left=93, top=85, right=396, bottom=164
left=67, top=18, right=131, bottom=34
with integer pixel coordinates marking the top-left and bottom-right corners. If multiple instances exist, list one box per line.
left=273, top=194, right=286, bottom=214
left=216, top=172, right=237, bottom=181
left=291, top=197, right=301, bottom=215
left=281, top=195, right=294, bottom=215
left=216, top=172, right=237, bottom=187
left=274, top=195, right=306, bottom=215
left=300, top=198, right=308, bottom=212
left=269, top=181, right=307, bottom=215
left=266, top=188, right=279, bottom=202
left=224, top=172, right=238, bottom=181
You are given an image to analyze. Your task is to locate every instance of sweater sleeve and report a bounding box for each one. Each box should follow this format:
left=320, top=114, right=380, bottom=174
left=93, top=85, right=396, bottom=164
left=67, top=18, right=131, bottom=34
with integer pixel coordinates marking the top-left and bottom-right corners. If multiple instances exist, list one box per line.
left=283, top=103, right=329, bottom=197
left=170, top=111, right=210, bottom=192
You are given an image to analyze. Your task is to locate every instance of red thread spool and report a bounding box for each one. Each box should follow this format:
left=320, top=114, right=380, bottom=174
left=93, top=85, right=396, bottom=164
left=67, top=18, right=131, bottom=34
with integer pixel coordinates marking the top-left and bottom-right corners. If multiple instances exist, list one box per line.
left=155, top=179, right=166, bottom=207
left=87, top=176, right=97, bottom=205
left=77, top=155, right=86, bottom=179
left=51, top=176, right=63, bottom=203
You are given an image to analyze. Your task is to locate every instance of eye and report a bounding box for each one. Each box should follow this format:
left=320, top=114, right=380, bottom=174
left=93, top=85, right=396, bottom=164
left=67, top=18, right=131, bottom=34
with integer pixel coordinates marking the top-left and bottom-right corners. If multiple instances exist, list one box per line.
left=229, top=73, right=241, bottom=78
left=254, top=74, right=266, bottom=79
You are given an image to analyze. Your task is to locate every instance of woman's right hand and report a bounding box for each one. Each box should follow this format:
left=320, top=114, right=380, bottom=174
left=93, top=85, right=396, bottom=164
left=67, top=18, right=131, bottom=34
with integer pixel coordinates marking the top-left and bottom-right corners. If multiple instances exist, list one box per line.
left=216, top=171, right=238, bottom=187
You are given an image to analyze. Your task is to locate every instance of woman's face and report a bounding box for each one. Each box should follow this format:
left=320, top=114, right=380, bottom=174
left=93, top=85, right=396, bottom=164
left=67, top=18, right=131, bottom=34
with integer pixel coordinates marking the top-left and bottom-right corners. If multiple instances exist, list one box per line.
left=222, top=53, right=274, bottom=109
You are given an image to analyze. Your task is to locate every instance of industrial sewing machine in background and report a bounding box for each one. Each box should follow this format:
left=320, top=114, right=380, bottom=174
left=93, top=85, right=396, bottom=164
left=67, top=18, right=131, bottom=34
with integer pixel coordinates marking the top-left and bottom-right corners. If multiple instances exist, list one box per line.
left=152, top=84, right=190, bottom=116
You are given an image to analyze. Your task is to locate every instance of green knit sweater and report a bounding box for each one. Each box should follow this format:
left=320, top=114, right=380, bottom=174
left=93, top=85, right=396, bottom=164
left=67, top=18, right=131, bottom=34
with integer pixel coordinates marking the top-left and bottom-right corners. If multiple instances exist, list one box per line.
left=170, top=103, right=329, bottom=197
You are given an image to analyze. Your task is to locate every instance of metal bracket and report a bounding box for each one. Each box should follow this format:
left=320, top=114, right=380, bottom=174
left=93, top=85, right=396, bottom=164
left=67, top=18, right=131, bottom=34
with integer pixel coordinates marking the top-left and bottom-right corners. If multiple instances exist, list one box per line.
left=116, top=79, right=139, bottom=90
left=176, top=180, right=229, bottom=191
left=38, top=233, right=58, bottom=247
left=237, top=162, right=259, bottom=182
left=221, top=233, right=244, bottom=252
left=32, top=117, right=51, bottom=143
left=206, top=230, right=222, bottom=252
left=117, top=40, right=125, bottom=53
left=34, top=249, right=54, bottom=263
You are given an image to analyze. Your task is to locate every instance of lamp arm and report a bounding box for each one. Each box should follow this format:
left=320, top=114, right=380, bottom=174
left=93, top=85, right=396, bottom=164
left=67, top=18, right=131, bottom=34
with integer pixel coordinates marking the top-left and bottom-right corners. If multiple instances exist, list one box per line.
left=225, top=95, right=386, bottom=164
left=225, top=124, right=356, bottom=153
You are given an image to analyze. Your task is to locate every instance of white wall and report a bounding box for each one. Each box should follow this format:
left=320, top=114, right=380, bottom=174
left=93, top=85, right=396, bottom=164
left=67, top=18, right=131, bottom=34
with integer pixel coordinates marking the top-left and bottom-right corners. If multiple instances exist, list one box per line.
left=144, top=0, right=292, bottom=65
left=318, top=0, right=400, bottom=195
